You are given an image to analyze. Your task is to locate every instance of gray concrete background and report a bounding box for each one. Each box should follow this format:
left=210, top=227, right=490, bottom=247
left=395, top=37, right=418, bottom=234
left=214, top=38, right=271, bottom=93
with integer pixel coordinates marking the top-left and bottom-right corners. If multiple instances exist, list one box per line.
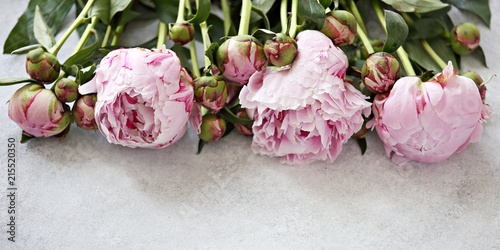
left=0, top=0, right=499, bottom=249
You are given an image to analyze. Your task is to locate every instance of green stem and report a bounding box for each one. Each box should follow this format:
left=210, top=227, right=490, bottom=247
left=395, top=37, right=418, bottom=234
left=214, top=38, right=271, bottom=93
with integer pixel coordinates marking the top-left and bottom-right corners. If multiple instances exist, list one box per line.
left=73, top=17, right=98, bottom=54
left=280, top=0, right=288, bottom=33
left=156, top=22, right=168, bottom=49
left=238, top=0, right=252, bottom=35
left=221, top=0, right=232, bottom=36
left=49, top=0, right=95, bottom=55
left=421, top=40, right=447, bottom=70
left=102, top=25, right=112, bottom=47
left=347, top=0, right=367, bottom=34
left=289, top=0, right=298, bottom=38
left=200, top=21, right=211, bottom=69
left=372, top=0, right=415, bottom=75
left=110, top=25, right=124, bottom=46
left=190, top=41, right=201, bottom=78
left=357, top=23, right=374, bottom=54
left=176, top=0, right=187, bottom=23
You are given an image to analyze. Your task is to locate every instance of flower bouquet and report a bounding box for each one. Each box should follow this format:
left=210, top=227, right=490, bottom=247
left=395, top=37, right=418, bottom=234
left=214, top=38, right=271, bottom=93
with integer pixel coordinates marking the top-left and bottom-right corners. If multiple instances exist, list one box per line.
left=0, top=0, right=494, bottom=165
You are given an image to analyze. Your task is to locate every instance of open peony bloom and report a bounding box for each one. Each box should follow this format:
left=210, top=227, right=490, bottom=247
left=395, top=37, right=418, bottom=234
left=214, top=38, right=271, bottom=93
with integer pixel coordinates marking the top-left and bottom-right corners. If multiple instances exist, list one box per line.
left=369, top=62, right=492, bottom=164
left=79, top=47, right=196, bottom=149
left=239, top=30, right=371, bottom=164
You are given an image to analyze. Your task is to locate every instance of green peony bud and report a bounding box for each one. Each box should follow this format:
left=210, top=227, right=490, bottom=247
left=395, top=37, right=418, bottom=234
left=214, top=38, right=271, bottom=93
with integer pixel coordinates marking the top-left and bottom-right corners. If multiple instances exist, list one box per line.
left=320, top=10, right=357, bottom=46
left=264, top=33, right=298, bottom=67
left=169, top=23, right=195, bottom=45
left=72, top=94, right=98, bottom=130
left=361, top=52, right=401, bottom=94
left=450, top=22, right=480, bottom=55
left=463, top=71, right=486, bottom=102
left=54, top=78, right=79, bottom=103
left=194, top=75, right=228, bottom=112
left=25, top=48, right=60, bottom=84
left=199, top=114, right=226, bottom=142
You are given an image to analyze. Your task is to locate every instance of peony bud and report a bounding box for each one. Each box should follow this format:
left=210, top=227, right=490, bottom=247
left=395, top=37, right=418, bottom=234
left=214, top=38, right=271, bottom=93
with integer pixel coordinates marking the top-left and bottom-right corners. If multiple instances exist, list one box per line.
left=216, top=35, right=267, bottom=85
left=361, top=52, right=401, bottom=94
left=25, top=48, right=60, bottom=84
left=72, top=94, right=97, bottom=130
left=194, top=75, right=228, bottom=112
left=199, top=114, right=226, bottom=142
left=450, top=22, right=480, bottom=55
left=8, top=84, right=71, bottom=137
left=264, top=33, right=298, bottom=67
left=54, top=78, right=79, bottom=102
left=463, top=71, right=487, bottom=102
left=234, top=109, right=253, bottom=136
left=169, top=23, right=195, bottom=45
left=320, top=10, right=357, bottom=46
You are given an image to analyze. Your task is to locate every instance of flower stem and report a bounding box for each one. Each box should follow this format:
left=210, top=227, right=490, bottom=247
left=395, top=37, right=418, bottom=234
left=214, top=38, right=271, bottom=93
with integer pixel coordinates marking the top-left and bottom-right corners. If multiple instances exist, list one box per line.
left=176, top=0, right=186, bottom=23
left=289, top=0, right=298, bottom=38
left=110, top=25, right=124, bottom=46
left=73, top=16, right=98, bottom=54
left=200, top=21, right=211, bottom=69
left=49, top=0, right=95, bottom=55
left=421, top=40, right=447, bottom=70
left=221, top=0, right=232, bottom=36
left=280, top=0, right=288, bottom=33
left=372, top=0, right=415, bottom=76
left=156, top=22, right=168, bottom=49
left=238, top=0, right=252, bottom=35
left=357, top=24, right=374, bottom=54
left=346, top=0, right=367, bottom=33
left=102, top=25, right=112, bottom=47
left=190, top=41, right=201, bottom=78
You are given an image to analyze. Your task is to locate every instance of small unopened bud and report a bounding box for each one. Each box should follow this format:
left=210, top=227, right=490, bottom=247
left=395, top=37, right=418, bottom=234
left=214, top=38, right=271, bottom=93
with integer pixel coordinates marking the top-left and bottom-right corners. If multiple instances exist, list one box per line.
left=25, top=48, right=61, bottom=84
left=463, top=71, right=486, bottom=102
left=320, top=10, right=357, bottom=46
left=234, top=109, right=253, bottom=136
left=361, top=52, right=401, bottom=94
left=199, top=114, right=226, bottom=142
left=216, top=35, right=267, bottom=85
left=8, top=83, right=71, bottom=137
left=450, top=22, right=480, bottom=55
left=169, top=23, right=195, bottom=45
left=72, top=94, right=97, bottom=130
left=54, top=78, right=79, bottom=102
left=194, top=75, right=228, bottom=112
left=264, top=33, right=298, bottom=67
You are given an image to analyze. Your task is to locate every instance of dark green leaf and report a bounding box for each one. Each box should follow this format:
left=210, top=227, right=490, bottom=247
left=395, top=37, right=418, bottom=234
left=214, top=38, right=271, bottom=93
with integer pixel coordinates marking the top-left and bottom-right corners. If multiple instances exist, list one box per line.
left=11, top=44, right=43, bottom=54
left=117, top=6, right=141, bottom=26
left=408, top=18, right=446, bottom=40
left=428, top=37, right=459, bottom=70
left=33, top=5, right=56, bottom=49
left=205, top=42, right=219, bottom=68
left=171, top=44, right=193, bottom=73
left=319, top=0, right=332, bottom=9
left=471, top=46, right=487, bottom=68
left=383, top=10, right=408, bottom=53
left=356, top=138, right=367, bottom=155
left=297, top=0, right=326, bottom=30
left=196, top=139, right=205, bottom=154
left=21, top=132, right=35, bottom=143
left=0, top=78, right=39, bottom=86
left=152, top=0, right=179, bottom=24
left=419, top=70, right=436, bottom=81
left=220, top=106, right=254, bottom=125
left=3, top=0, right=75, bottom=54
left=251, top=6, right=271, bottom=30
left=63, top=36, right=100, bottom=68
left=75, top=64, right=97, bottom=84
left=448, top=0, right=490, bottom=27
left=381, top=0, right=448, bottom=13
left=186, top=0, right=211, bottom=24
left=251, top=0, right=276, bottom=23
left=404, top=40, right=441, bottom=73
left=89, top=0, right=132, bottom=24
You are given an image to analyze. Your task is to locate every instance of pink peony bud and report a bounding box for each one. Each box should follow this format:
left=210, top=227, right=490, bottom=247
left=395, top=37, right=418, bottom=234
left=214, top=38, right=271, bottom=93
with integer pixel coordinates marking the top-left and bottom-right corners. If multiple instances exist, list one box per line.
left=72, top=94, right=97, bottom=130
left=320, top=10, right=357, bottom=46
left=8, top=84, right=71, bottom=137
left=369, top=62, right=490, bottom=164
left=264, top=33, right=298, bottom=67
left=54, top=78, right=79, bottom=102
left=361, top=52, right=401, bottom=94
left=199, top=114, right=226, bottom=142
left=239, top=30, right=371, bottom=164
left=169, top=23, right=195, bottom=45
left=194, top=75, right=228, bottom=112
left=25, top=48, right=61, bottom=84
left=79, top=46, right=195, bottom=148
left=216, top=35, right=267, bottom=85
left=450, top=22, right=480, bottom=55
left=234, top=109, right=253, bottom=136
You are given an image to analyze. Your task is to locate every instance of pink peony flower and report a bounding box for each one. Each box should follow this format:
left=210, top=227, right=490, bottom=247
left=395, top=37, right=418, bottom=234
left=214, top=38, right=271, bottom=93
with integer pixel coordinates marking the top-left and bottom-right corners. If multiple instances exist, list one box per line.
left=79, top=47, right=196, bottom=149
left=239, top=30, right=371, bottom=164
left=369, top=62, right=491, bottom=164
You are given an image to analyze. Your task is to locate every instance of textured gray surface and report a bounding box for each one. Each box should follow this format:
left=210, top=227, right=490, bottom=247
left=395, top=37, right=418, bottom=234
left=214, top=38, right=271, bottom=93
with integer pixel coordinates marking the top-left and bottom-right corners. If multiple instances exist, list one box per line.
left=0, top=1, right=499, bottom=249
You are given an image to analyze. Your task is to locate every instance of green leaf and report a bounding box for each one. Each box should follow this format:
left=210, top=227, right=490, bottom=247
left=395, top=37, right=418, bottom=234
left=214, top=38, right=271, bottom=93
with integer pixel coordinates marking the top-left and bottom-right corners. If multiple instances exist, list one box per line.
left=152, top=0, right=179, bottom=24
left=356, top=138, right=367, bottom=155
left=21, top=132, right=35, bottom=144
left=89, top=0, right=132, bottom=24
left=3, top=0, right=75, bottom=54
left=381, top=0, right=448, bottom=13
left=75, top=64, right=97, bottom=84
left=11, top=44, right=43, bottom=54
left=428, top=37, right=459, bottom=70
left=220, top=107, right=254, bottom=125
left=0, top=78, right=39, bottom=86
left=171, top=44, right=192, bottom=73
left=186, top=0, right=211, bottom=24
left=205, top=42, right=220, bottom=68
left=471, top=46, right=487, bottom=68
left=33, top=5, right=56, bottom=49
left=448, top=0, right=490, bottom=27
left=298, top=0, right=326, bottom=30
left=404, top=40, right=441, bottom=73
left=319, top=0, right=332, bottom=9
left=408, top=18, right=446, bottom=40
left=383, top=10, right=408, bottom=53
left=196, top=139, right=205, bottom=154
left=63, top=36, right=100, bottom=68
left=251, top=0, right=277, bottom=23
left=251, top=6, right=271, bottom=30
